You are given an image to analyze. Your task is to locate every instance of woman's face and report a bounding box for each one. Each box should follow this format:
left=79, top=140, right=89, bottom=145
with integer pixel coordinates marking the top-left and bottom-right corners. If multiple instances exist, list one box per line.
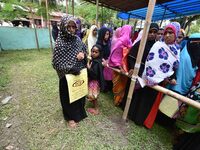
left=164, top=28, right=176, bottom=45
left=147, top=29, right=157, bottom=41
left=67, top=21, right=76, bottom=35
left=93, top=28, right=97, bottom=36
left=104, top=31, right=110, bottom=41
left=91, top=46, right=100, bottom=59
left=176, top=32, right=184, bottom=44
left=156, top=29, right=164, bottom=41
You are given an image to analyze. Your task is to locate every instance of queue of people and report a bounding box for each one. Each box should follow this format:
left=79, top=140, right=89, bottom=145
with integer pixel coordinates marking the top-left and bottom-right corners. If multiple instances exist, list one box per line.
left=52, top=15, right=200, bottom=149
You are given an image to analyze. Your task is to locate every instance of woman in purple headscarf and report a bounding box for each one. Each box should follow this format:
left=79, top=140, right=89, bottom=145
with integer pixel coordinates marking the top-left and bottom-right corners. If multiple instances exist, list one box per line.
left=108, top=25, right=132, bottom=105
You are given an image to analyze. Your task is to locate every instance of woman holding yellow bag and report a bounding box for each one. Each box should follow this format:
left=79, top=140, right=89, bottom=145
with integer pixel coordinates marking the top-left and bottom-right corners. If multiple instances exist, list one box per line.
left=52, top=15, right=87, bottom=128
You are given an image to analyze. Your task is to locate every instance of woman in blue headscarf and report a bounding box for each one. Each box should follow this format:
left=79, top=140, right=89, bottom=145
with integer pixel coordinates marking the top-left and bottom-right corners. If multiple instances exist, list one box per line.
left=169, top=33, right=200, bottom=95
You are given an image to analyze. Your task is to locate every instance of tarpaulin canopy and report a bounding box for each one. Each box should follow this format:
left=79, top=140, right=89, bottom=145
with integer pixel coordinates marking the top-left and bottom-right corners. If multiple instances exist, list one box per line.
left=83, top=0, right=172, bottom=12
left=117, top=0, right=200, bottom=21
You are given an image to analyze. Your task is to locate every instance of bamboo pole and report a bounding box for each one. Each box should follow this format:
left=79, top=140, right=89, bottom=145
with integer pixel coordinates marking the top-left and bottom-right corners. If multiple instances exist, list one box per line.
left=122, top=0, right=157, bottom=120
left=96, top=0, right=99, bottom=26
left=105, top=65, right=200, bottom=110
left=45, top=0, right=53, bottom=51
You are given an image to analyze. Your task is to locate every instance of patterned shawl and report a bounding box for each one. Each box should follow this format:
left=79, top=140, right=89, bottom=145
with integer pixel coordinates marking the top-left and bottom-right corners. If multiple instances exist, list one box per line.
left=142, top=41, right=180, bottom=85
left=52, top=15, right=87, bottom=79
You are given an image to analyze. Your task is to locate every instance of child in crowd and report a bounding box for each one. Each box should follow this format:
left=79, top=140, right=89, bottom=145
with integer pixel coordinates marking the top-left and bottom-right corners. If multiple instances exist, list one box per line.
left=87, top=44, right=105, bottom=115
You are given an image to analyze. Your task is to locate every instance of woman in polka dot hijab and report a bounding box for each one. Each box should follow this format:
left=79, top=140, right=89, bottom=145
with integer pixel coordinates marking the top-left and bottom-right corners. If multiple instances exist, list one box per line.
left=52, top=15, right=87, bottom=128
left=52, top=15, right=87, bottom=79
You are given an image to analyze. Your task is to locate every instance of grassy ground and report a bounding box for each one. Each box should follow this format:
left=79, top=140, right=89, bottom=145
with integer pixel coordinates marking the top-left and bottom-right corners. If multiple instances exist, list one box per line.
left=0, top=49, right=173, bottom=150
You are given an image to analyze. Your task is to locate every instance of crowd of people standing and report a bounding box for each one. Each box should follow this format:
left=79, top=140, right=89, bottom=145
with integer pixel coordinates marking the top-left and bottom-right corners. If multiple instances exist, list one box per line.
left=52, top=15, right=200, bottom=149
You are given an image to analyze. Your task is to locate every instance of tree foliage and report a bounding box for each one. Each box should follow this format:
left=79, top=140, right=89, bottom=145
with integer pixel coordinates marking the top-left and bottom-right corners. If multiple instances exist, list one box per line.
left=190, top=18, right=200, bottom=34
left=0, top=0, right=28, bottom=20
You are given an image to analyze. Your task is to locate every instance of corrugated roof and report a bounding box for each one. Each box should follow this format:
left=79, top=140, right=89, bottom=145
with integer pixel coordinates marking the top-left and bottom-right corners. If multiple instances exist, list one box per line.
left=117, top=0, right=200, bottom=21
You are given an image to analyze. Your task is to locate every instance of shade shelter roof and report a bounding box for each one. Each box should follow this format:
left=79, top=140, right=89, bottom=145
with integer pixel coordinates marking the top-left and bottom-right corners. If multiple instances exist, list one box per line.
left=117, top=0, right=200, bottom=21
left=83, top=0, right=172, bottom=12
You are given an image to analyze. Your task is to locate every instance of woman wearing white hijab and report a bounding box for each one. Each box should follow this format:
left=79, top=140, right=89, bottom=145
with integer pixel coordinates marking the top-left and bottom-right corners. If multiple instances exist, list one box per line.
left=87, top=25, right=98, bottom=56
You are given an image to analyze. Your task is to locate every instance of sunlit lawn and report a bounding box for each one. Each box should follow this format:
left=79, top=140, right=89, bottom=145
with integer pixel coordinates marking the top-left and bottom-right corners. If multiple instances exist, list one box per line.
left=0, top=49, right=173, bottom=150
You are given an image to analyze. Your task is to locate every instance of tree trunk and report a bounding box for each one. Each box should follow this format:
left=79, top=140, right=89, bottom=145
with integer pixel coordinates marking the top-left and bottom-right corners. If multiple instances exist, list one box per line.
left=30, top=7, right=40, bottom=51
left=45, top=0, right=53, bottom=51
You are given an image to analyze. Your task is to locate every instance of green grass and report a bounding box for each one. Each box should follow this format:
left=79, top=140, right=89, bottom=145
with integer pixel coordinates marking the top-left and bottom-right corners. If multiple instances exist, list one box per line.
left=0, top=49, right=173, bottom=150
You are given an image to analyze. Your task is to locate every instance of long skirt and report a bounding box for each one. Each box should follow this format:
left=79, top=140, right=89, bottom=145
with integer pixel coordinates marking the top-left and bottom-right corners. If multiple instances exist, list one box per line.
left=121, top=79, right=158, bottom=126
left=59, top=77, right=87, bottom=122
left=112, top=72, right=128, bottom=106
left=88, top=80, right=100, bottom=99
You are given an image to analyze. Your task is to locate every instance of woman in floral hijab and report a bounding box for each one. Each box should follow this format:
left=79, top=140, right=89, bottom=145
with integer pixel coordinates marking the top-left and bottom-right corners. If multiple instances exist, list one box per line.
left=142, top=22, right=181, bottom=85
left=52, top=15, right=87, bottom=128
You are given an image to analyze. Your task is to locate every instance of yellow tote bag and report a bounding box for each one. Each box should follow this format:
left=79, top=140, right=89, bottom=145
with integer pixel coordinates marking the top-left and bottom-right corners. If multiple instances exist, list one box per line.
left=65, top=68, right=88, bottom=103
left=159, top=95, right=179, bottom=118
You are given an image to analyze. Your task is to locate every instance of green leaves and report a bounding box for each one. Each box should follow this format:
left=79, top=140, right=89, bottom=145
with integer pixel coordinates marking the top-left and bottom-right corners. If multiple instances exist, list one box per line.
left=0, top=2, right=27, bottom=20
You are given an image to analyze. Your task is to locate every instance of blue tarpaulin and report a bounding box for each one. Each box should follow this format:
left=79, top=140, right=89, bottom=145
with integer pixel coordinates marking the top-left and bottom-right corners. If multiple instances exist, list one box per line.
left=117, top=0, right=200, bottom=21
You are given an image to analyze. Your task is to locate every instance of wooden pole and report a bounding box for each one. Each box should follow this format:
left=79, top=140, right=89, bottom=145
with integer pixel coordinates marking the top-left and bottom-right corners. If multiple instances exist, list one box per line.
left=105, top=65, right=200, bottom=110
left=72, top=0, right=74, bottom=16
left=121, top=20, right=124, bottom=27
left=101, top=6, right=103, bottom=26
left=159, top=8, right=166, bottom=27
left=133, top=19, right=138, bottom=34
left=122, top=0, right=157, bottom=120
left=152, top=85, right=200, bottom=109
left=96, top=0, right=99, bottom=26
left=127, top=14, right=131, bottom=24
left=30, top=7, right=40, bottom=51
left=66, top=0, right=68, bottom=14
left=139, top=20, right=143, bottom=29
left=45, top=0, right=53, bottom=51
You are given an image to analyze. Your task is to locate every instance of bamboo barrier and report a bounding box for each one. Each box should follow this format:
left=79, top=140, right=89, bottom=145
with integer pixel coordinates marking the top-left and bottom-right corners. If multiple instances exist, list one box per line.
left=122, top=0, right=157, bottom=120
left=105, top=65, right=200, bottom=110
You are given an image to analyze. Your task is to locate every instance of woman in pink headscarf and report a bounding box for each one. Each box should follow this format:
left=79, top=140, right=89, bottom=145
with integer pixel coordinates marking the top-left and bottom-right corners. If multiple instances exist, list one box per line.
left=108, top=25, right=132, bottom=105
left=111, top=27, right=121, bottom=46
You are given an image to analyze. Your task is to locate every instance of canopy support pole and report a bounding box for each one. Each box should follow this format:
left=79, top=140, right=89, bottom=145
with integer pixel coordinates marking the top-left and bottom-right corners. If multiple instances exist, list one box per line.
left=133, top=19, right=138, bottom=34
left=122, top=0, right=157, bottom=120
left=160, top=7, right=166, bottom=27
left=127, top=14, right=131, bottom=24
